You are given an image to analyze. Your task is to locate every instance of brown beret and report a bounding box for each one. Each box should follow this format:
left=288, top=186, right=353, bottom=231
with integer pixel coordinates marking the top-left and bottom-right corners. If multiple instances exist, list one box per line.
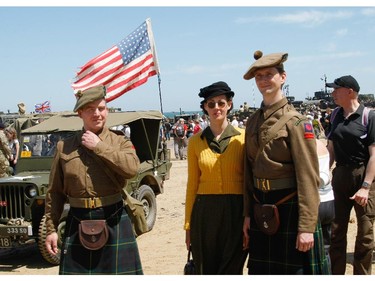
left=73, top=85, right=106, bottom=112
left=243, top=50, right=288, bottom=80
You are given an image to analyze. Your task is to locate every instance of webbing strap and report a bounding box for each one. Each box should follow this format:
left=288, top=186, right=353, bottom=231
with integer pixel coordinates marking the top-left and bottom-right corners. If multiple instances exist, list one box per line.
left=254, top=111, right=299, bottom=161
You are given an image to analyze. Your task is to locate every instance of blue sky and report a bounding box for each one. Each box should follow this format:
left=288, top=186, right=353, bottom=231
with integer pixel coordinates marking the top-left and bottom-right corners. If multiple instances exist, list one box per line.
left=0, top=4, right=374, bottom=115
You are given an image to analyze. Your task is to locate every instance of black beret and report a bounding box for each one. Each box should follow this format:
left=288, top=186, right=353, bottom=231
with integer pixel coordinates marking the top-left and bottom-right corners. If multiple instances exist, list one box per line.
left=198, top=81, right=234, bottom=100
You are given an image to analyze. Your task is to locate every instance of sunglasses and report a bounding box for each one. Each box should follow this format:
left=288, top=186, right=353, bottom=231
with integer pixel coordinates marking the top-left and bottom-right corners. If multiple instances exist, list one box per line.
left=206, top=100, right=227, bottom=109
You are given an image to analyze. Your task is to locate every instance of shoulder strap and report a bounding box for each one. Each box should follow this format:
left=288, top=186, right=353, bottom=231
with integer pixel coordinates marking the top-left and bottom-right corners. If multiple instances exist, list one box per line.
left=90, top=153, right=131, bottom=200
left=330, top=107, right=340, bottom=124
left=254, top=111, right=299, bottom=161
left=362, top=106, right=370, bottom=127
left=253, top=191, right=297, bottom=205
left=326, top=107, right=341, bottom=139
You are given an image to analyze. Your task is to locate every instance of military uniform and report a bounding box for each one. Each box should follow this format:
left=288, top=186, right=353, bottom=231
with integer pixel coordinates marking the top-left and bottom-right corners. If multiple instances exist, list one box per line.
left=244, top=97, right=327, bottom=274
left=45, top=85, right=142, bottom=275
left=0, top=130, right=11, bottom=177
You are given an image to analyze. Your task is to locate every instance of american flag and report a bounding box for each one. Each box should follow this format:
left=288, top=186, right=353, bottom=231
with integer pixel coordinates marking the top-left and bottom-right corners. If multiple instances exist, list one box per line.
left=35, top=101, right=51, bottom=113
left=71, top=18, right=159, bottom=102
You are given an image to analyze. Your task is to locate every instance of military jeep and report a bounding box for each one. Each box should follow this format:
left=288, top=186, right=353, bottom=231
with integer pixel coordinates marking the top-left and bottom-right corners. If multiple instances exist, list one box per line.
left=0, top=110, right=172, bottom=265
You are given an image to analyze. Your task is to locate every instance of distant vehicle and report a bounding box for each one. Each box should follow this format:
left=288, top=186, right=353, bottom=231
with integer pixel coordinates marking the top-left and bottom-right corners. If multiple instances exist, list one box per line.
left=0, top=110, right=172, bottom=265
left=173, top=113, right=200, bottom=124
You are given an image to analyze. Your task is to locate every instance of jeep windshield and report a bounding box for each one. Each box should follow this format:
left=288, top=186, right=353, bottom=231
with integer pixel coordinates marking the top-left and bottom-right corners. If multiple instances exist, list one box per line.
left=20, top=111, right=163, bottom=163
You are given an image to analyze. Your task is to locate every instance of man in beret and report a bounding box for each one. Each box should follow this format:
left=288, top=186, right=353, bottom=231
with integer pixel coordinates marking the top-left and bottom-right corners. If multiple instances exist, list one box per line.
left=326, top=75, right=375, bottom=275
left=242, top=50, right=329, bottom=274
left=44, top=85, right=143, bottom=274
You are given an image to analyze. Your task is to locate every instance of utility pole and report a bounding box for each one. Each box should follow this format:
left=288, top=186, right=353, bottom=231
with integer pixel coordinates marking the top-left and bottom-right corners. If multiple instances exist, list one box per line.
left=321, top=74, right=327, bottom=94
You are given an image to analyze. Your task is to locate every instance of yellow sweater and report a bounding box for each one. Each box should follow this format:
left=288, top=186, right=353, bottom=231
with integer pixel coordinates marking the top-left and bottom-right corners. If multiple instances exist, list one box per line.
left=184, top=128, right=245, bottom=230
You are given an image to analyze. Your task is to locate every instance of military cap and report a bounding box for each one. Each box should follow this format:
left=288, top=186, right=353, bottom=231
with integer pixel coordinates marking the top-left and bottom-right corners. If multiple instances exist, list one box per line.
left=198, top=81, right=234, bottom=101
left=243, top=50, right=288, bottom=80
left=73, top=85, right=106, bottom=112
left=326, top=75, right=360, bottom=93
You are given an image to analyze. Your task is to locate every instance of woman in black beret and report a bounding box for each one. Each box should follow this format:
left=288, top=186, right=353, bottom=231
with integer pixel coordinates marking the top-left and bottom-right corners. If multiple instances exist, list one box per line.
left=184, top=81, right=247, bottom=274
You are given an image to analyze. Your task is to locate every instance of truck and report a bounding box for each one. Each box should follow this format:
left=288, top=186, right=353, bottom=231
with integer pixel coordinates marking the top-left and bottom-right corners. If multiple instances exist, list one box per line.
left=0, top=110, right=172, bottom=265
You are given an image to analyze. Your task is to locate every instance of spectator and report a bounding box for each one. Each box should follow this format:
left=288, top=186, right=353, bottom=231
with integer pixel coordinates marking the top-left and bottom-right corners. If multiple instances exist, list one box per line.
left=5, top=127, right=20, bottom=175
left=326, top=75, right=374, bottom=275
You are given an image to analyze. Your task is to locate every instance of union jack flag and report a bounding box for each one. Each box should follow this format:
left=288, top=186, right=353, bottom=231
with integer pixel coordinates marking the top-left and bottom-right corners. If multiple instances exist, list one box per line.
left=35, top=101, right=51, bottom=113
left=71, top=18, right=159, bottom=102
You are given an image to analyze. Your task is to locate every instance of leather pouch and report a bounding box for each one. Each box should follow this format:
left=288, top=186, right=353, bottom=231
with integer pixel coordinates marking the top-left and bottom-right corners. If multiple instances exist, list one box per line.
left=253, top=203, right=280, bottom=235
left=78, top=220, right=109, bottom=250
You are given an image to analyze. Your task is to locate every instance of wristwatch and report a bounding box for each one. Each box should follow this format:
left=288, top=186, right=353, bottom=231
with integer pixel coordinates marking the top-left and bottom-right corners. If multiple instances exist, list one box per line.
left=362, top=182, right=371, bottom=190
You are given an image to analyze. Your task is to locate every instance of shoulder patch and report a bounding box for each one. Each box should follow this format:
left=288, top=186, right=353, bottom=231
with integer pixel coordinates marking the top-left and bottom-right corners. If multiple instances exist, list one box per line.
left=303, top=122, right=315, bottom=139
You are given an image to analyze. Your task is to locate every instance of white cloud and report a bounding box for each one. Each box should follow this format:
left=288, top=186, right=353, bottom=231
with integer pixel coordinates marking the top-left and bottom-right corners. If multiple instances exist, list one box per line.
left=290, top=51, right=363, bottom=64
left=235, top=9, right=352, bottom=27
left=178, top=63, right=244, bottom=75
left=361, top=7, right=375, bottom=15
left=335, top=28, right=348, bottom=36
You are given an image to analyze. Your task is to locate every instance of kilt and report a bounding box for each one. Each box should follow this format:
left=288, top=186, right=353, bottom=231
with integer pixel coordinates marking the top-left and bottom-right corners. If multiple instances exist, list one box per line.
left=190, top=194, right=247, bottom=274
left=59, top=200, right=143, bottom=275
left=248, top=188, right=330, bottom=275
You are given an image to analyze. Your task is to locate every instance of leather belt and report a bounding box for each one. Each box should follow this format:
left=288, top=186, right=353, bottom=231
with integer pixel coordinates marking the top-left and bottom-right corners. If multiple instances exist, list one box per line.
left=68, top=193, right=123, bottom=209
left=253, top=177, right=297, bottom=192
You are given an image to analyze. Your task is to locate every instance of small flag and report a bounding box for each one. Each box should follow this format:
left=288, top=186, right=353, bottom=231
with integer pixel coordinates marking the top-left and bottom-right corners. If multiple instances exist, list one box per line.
left=35, top=101, right=51, bottom=113
left=71, top=18, right=159, bottom=102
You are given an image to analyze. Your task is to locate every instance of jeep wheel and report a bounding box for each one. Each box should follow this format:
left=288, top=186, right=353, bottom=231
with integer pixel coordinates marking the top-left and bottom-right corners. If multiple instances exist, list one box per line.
left=137, top=185, right=157, bottom=230
left=38, top=215, right=60, bottom=265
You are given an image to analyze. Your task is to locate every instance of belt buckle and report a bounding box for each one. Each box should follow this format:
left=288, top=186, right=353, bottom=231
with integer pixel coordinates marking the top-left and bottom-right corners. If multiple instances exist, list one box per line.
left=87, top=198, right=96, bottom=209
left=257, top=179, right=270, bottom=192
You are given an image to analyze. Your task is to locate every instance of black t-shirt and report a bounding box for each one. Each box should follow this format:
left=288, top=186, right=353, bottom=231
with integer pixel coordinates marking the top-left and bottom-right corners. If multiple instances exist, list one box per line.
left=329, top=105, right=375, bottom=165
left=164, top=122, right=171, bottom=131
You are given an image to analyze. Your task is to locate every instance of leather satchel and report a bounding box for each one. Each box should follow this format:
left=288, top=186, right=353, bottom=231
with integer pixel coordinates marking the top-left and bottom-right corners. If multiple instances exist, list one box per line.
left=253, top=204, right=280, bottom=235
left=253, top=191, right=297, bottom=235
left=78, top=220, right=109, bottom=250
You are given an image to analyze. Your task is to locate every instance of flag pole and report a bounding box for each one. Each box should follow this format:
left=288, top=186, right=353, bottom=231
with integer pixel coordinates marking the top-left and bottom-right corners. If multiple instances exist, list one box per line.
left=157, top=74, right=164, bottom=116
left=146, top=18, right=163, bottom=116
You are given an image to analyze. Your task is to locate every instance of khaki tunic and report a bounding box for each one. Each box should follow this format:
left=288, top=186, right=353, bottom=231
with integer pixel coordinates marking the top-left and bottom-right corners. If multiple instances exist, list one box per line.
left=244, top=97, right=320, bottom=232
left=45, top=127, right=140, bottom=234
left=0, top=131, right=11, bottom=177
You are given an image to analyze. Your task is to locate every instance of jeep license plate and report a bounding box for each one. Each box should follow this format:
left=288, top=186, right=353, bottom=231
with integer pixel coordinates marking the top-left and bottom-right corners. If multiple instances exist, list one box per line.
left=0, top=226, right=29, bottom=236
left=0, top=237, right=11, bottom=248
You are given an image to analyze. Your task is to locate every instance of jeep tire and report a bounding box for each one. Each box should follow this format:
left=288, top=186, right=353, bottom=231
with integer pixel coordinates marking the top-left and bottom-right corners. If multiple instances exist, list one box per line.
left=137, top=185, right=157, bottom=231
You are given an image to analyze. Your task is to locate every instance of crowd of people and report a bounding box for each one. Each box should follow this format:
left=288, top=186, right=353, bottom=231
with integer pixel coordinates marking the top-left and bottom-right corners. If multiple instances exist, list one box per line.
left=160, top=103, right=334, bottom=163
left=181, top=51, right=373, bottom=275
left=0, top=50, right=373, bottom=276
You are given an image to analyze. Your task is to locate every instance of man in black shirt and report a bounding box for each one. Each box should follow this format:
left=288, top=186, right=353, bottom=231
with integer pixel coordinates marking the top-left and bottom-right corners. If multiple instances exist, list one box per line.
left=326, top=75, right=375, bottom=275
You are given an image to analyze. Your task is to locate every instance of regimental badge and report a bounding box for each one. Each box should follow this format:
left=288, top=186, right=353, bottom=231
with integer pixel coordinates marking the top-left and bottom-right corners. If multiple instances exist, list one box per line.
left=303, top=122, right=315, bottom=139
